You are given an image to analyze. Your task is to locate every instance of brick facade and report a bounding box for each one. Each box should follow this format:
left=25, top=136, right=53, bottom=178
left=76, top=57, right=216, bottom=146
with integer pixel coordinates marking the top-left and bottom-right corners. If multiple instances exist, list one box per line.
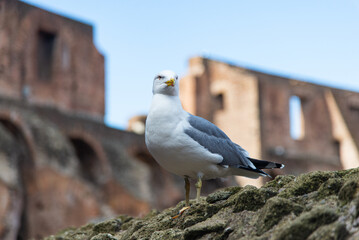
left=0, top=0, right=105, bottom=120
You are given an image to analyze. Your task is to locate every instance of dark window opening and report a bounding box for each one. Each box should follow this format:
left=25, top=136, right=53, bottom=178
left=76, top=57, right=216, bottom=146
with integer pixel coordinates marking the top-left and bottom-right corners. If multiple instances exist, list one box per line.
left=37, top=30, right=56, bottom=81
left=349, top=105, right=359, bottom=119
left=69, top=138, right=100, bottom=184
left=333, top=140, right=340, bottom=157
left=214, top=93, right=225, bottom=111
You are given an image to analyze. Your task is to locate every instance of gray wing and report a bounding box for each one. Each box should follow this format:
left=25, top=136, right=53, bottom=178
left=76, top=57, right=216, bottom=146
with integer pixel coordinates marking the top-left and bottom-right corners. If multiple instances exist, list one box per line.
left=187, top=114, right=229, bottom=140
left=185, top=114, right=255, bottom=169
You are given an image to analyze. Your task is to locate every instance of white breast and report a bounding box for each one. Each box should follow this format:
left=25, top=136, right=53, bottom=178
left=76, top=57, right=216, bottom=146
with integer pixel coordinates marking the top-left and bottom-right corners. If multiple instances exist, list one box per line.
left=145, top=94, right=224, bottom=179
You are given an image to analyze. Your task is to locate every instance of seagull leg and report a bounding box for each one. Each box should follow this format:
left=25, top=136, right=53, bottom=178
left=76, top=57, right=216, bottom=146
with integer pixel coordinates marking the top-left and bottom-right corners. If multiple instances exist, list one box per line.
left=172, top=177, right=191, bottom=219
left=185, top=177, right=190, bottom=207
left=195, top=176, right=202, bottom=202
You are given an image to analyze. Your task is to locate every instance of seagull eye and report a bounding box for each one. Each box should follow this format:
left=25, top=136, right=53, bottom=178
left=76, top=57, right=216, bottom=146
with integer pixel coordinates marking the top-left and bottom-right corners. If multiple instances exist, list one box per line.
left=156, top=75, right=164, bottom=80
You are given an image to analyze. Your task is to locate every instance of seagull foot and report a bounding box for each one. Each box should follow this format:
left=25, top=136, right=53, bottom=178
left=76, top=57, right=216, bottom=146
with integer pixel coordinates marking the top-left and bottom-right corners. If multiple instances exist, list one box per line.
left=172, top=206, right=190, bottom=219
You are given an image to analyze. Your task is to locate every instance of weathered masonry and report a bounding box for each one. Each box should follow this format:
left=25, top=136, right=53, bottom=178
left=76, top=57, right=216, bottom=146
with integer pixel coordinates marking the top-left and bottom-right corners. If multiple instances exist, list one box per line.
left=180, top=57, right=359, bottom=186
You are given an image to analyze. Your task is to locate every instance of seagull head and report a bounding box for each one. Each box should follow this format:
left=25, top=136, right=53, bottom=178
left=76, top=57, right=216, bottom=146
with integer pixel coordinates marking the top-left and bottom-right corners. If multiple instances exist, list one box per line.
left=152, top=70, right=179, bottom=96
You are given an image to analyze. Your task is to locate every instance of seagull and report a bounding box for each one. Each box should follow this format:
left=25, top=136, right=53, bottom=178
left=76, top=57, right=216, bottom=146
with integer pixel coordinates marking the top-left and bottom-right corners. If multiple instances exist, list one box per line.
left=145, top=70, right=284, bottom=217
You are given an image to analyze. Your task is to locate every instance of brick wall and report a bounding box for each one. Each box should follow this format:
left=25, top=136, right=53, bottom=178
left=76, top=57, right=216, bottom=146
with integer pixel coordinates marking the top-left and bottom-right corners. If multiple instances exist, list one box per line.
left=0, top=0, right=105, bottom=119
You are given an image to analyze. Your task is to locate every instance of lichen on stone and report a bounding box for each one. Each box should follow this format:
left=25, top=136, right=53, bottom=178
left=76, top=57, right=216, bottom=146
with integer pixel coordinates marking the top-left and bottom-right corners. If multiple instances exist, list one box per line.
left=307, top=221, right=348, bottom=240
left=262, top=174, right=295, bottom=190
left=150, top=228, right=183, bottom=240
left=93, top=219, right=122, bottom=235
left=338, top=179, right=358, bottom=204
left=183, top=218, right=226, bottom=240
left=272, top=206, right=338, bottom=240
left=278, top=171, right=336, bottom=198
left=90, top=233, right=117, bottom=240
left=233, top=185, right=277, bottom=212
left=206, top=186, right=241, bottom=204
left=255, top=196, right=304, bottom=235
left=44, top=168, right=359, bottom=240
left=316, top=178, right=344, bottom=200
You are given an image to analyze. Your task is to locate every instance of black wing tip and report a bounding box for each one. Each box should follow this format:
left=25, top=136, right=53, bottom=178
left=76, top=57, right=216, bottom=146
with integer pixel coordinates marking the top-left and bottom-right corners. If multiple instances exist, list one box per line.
left=273, top=162, right=285, bottom=169
left=248, top=158, right=285, bottom=170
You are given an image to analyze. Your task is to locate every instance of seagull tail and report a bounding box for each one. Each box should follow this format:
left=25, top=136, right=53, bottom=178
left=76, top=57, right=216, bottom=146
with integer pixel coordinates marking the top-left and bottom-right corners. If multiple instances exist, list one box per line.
left=248, top=157, right=285, bottom=170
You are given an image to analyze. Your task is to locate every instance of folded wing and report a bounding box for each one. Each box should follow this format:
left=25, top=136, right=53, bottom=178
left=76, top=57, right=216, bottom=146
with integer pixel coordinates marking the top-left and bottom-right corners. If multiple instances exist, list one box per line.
left=185, top=114, right=269, bottom=176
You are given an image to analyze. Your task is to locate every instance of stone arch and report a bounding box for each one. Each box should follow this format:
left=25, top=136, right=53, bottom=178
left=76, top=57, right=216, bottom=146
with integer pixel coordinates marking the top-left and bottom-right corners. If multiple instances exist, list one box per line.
left=130, top=147, right=184, bottom=209
left=0, top=110, right=36, bottom=240
left=67, top=131, right=109, bottom=185
left=0, top=111, right=36, bottom=163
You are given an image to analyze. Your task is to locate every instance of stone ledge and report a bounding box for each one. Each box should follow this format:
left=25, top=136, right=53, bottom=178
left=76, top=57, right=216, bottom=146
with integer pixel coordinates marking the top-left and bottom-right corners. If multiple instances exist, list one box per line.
left=44, top=167, right=359, bottom=240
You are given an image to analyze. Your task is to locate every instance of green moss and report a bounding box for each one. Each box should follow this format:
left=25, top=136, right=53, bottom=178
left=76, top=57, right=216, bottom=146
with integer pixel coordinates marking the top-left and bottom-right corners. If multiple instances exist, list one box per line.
left=93, top=219, right=122, bottom=235
left=170, top=202, right=207, bottom=228
left=338, top=179, right=358, bottom=204
left=256, top=197, right=304, bottom=235
left=316, top=178, right=343, bottom=200
left=263, top=175, right=295, bottom=190
left=119, top=208, right=181, bottom=240
left=307, top=222, right=348, bottom=240
left=44, top=224, right=95, bottom=240
left=341, top=167, right=359, bottom=180
left=118, top=220, right=145, bottom=240
left=273, top=206, right=338, bottom=240
left=143, top=209, right=160, bottom=220
left=206, top=186, right=241, bottom=204
left=120, top=218, right=139, bottom=231
left=150, top=229, right=183, bottom=240
left=182, top=215, right=207, bottom=229
left=183, top=218, right=226, bottom=240
left=233, top=186, right=277, bottom=212
left=278, top=171, right=335, bottom=198
left=218, top=189, right=243, bottom=209
left=90, top=233, right=117, bottom=240
left=352, top=198, right=359, bottom=218
left=169, top=197, right=231, bottom=230
left=117, top=215, right=133, bottom=226
left=45, top=231, right=89, bottom=240
left=43, top=168, right=359, bottom=240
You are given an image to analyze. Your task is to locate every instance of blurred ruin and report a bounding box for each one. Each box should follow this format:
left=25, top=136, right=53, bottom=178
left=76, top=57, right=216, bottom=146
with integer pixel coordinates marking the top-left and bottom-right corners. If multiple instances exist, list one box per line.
left=1, top=0, right=358, bottom=239
left=0, top=1, right=232, bottom=239
left=179, top=57, right=359, bottom=187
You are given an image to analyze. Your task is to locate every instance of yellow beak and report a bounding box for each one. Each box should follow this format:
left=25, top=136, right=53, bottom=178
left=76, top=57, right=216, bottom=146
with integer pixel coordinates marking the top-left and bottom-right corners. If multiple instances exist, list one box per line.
left=165, top=78, right=175, bottom=87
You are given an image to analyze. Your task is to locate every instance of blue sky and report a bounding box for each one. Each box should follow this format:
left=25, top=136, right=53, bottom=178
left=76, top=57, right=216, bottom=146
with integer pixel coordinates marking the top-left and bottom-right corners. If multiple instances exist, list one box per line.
left=22, top=0, right=359, bottom=129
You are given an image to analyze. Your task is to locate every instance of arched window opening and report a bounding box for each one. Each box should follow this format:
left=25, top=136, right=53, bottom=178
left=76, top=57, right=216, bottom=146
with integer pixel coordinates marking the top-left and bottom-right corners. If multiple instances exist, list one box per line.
left=69, top=137, right=101, bottom=184
left=214, top=93, right=225, bottom=111
left=0, top=119, right=32, bottom=240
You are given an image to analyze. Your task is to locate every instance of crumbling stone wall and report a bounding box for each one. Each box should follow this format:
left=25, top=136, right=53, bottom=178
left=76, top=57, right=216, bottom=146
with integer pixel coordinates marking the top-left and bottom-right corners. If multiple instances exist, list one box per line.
left=257, top=74, right=342, bottom=174
left=0, top=99, right=150, bottom=239
left=0, top=0, right=105, bottom=119
left=180, top=57, right=359, bottom=186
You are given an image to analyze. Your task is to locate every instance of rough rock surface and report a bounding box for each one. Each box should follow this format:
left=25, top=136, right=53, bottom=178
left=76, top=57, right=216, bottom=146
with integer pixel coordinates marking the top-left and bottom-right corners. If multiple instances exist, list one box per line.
left=44, top=167, right=359, bottom=240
